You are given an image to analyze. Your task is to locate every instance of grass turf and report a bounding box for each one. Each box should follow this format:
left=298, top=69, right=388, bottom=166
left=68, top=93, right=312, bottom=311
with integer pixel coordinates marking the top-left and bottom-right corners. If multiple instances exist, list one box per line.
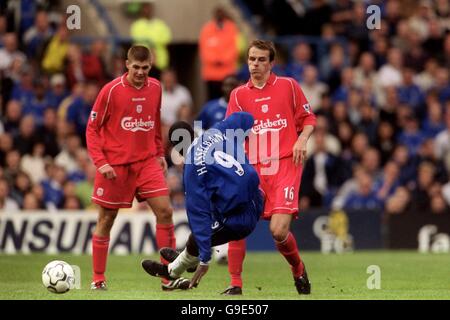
left=0, top=251, right=449, bottom=300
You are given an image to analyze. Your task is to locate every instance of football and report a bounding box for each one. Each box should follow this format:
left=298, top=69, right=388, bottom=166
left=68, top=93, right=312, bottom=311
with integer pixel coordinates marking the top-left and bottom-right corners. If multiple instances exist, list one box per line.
left=42, top=260, right=75, bottom=294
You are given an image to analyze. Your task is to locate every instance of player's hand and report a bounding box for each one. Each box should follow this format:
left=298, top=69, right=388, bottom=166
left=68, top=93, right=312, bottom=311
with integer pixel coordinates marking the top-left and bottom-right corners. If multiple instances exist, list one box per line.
left=189, top=263, right=209, bottom=289
left=98, top=164, right=117, bottom=180
left=158, top=157, right=168, bottom=176
left=293, top=136, right=308, bottom=167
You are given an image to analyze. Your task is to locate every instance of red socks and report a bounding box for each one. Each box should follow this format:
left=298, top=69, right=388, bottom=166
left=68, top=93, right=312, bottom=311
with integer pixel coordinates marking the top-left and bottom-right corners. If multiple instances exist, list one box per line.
left=275, top=232, right=304, bottom=278
left=92, top=234, right=110, bottom=283
left=156, top=223, right=176, bottom=265
left=228, top=239, right=246, bottom=288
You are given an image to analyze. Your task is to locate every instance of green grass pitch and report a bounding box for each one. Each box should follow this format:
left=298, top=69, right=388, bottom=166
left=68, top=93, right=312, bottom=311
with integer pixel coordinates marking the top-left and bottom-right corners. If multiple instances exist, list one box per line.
left=1, top=251, right=449, bottom=300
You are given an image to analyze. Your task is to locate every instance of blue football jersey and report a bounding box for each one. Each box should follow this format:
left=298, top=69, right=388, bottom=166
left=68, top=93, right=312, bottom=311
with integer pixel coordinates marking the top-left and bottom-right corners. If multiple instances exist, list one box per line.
left=184, top=112, right=260, bottom=263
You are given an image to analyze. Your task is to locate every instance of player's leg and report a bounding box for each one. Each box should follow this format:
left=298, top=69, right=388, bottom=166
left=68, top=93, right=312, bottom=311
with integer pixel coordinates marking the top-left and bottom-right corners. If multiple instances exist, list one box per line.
left=90, top=164, right=133, bottom=290
left=270, top=214, right=310, bottom=294
left=146, top=195, right=176, bottom=263
left=138, top=157, right=176, bottom=263
left=270, top=213, right=304, bottom=276
left=91, top=206, right=118, bottom=289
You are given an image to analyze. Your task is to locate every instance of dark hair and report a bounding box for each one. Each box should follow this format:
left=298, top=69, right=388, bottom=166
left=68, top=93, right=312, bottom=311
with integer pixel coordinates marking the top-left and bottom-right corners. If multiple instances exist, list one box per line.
left=168, top=121, right=195, bottom=157
left=127, top=45, right=152, bottom=62
left=247, top=40, right=276, bottom=62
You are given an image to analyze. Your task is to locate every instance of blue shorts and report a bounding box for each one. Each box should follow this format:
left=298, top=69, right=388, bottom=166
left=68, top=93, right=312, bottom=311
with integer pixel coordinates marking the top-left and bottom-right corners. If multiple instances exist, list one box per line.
left=212, top=190, right=263, bottom=241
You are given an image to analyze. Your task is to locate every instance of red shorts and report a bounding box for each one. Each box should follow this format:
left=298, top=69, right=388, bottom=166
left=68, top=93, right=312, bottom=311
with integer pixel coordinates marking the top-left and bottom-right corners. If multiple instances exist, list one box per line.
left=255, top=157, right=302, bottom=220
left=92, top=156, right=169, bottom=209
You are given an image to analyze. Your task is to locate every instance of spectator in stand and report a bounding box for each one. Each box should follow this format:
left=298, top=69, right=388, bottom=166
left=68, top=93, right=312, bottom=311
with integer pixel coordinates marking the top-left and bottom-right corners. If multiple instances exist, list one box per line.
left=377, top=47, right=404, bottom=89
left=0, top=133, right=13, bottom=167
left=57, top=81, right=84, bottom=121
left=199, top=6, right=240, bottom=100
left=66, top=81, right=99, bottom=143
left=342, top=169, right=384, bottom=210
left=196, top=75, right=240, bottom=131
left=47, top=73, right=69, bottom=109
left=22, top=192, right=41, bottom=210
left=23, top=10, right=54, bottom=60
left=10, top=65, right=34, bottom=106
left=434, top=67, right=450, bottom=104
left=130, top=2, right=172, bottom=73
left=397, top=66, right=425, bottom=118
left=374, top=121, right=396, bottom=165
left=299, top=65, right=328, bottom=112
left=75, top=162, right=96, bottom=210
left=409, top=161, right=438, bottom=212
left=0, top=177, right=19, bottom=211
left=20, top=141, right=47, bottom=185
left=0, top=33, right=26, bottom=72
left=2, top=100, right=22, bottom=136
left=41, top=162, right=66, bottom=210
left=10, top=170, right=32, bottom=207
left=41, top=23, right=69, bottom=74
left=55, top=134, right=82, bottom=175
left=301, top=129, right=349, bottom=208
left=330, top=0, right=354, bottom=35
left=3, top=149, right=21, bottom=186
left=160, top=68, right=192, bottom=126
left=423, top=100, right=445, bottom=138
left=397, top=114, right=426, bottom=156
left=414, top=58, right=439, bottom=92
left=320, top=43, right=348, bottom=94
left=385, top=186, right=411, bottom=215
left=82, top=40, right=109, bottom=86
left=36, top=108, right=60, bottom=157
left=65, top=44, right=85, bottom=88
left=13, top=114, right=36, bottom=156
left=21, top=79, right=52, bottom=126
left=374, top=161, right=401, bottom=204
left=286, top=42, right=313, bottom=83
left=352, top=52, right=377, bottom=90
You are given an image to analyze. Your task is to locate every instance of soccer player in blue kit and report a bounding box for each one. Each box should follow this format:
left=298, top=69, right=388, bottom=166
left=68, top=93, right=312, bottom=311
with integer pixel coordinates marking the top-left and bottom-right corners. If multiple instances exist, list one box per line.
left=141, top=111, right=263, bottom=288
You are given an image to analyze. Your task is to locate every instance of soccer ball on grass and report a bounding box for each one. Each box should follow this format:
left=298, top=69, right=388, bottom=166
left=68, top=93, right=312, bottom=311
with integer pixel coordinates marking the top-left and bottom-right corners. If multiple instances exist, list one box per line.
left=42, top=260, right=75, bottom=294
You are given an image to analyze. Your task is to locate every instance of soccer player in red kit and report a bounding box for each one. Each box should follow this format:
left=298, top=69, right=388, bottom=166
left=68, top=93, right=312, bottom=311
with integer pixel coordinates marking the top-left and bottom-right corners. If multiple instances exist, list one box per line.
left=224, top=40, right=316, bottom=295
left=86, top=45, right=188, bottom=291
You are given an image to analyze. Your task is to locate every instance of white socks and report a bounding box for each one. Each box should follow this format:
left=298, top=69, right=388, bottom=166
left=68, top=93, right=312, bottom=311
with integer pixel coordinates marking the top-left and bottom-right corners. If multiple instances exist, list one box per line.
left=168, top=248, right=199, bottom=278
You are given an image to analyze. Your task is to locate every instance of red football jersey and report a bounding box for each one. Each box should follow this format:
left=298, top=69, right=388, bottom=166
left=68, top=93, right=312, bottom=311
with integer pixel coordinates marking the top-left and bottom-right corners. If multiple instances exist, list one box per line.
left=226, top=73, right=316, bottom=164
left=86, top=73, right=164, bottom=168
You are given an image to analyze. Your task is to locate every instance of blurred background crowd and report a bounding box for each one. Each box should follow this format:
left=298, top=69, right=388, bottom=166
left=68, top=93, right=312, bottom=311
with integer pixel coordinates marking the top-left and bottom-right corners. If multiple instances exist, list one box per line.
left=0, top=0, right=449, bottom=217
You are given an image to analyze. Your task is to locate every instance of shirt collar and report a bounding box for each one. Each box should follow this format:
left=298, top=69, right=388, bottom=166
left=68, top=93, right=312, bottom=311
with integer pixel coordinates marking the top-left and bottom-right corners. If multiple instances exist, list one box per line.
left=121, top=72, right=149, bottom=89
left=247, top=72, right=277, bottom=89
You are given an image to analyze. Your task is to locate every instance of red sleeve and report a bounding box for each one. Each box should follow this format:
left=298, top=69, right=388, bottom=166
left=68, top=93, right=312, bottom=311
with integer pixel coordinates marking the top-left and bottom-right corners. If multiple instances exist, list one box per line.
left=154, top=85, right=164, bottom=157
left=225, top=88, right=242, bottom=118
left=292, top=80, right=316, bottom=133
left=86, top=85, right=110, bottom=169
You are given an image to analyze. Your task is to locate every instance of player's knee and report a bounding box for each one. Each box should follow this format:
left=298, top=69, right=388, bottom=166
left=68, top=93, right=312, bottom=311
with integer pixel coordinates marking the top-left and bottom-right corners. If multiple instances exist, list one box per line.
left=155, top=205, right=173, bottom=223
left=97, top=209, right=118, bottom=230
left=271, top=227, right=289, bottom=243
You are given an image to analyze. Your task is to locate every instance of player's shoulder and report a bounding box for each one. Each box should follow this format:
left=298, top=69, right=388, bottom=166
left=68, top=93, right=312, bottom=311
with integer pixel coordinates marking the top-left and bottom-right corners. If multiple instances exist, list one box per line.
left=231, top=82, right=250, bottom=96
left=100, top=76, right=124, bottom=95
left=147, top=77, right=161, bottom=89
left=276, top=76, right=299, bottom=86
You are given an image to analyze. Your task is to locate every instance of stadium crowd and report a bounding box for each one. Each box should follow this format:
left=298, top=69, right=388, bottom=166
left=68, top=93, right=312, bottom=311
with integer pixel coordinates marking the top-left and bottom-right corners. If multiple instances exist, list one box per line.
left=0, top=0, right=450, bottom=216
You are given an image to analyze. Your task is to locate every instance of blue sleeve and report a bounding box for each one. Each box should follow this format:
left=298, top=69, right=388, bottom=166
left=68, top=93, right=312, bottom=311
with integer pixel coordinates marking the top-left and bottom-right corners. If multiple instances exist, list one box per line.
left=196, top=105, right=209, bottom=131
left=185, top=177, right=213, bottom=264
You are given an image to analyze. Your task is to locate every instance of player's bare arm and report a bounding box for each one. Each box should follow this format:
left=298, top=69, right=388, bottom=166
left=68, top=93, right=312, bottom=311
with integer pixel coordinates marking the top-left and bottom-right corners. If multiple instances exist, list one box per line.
left=189, top=263, right=209, bottom=289
left=293, top=125, right=314, bottom=167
